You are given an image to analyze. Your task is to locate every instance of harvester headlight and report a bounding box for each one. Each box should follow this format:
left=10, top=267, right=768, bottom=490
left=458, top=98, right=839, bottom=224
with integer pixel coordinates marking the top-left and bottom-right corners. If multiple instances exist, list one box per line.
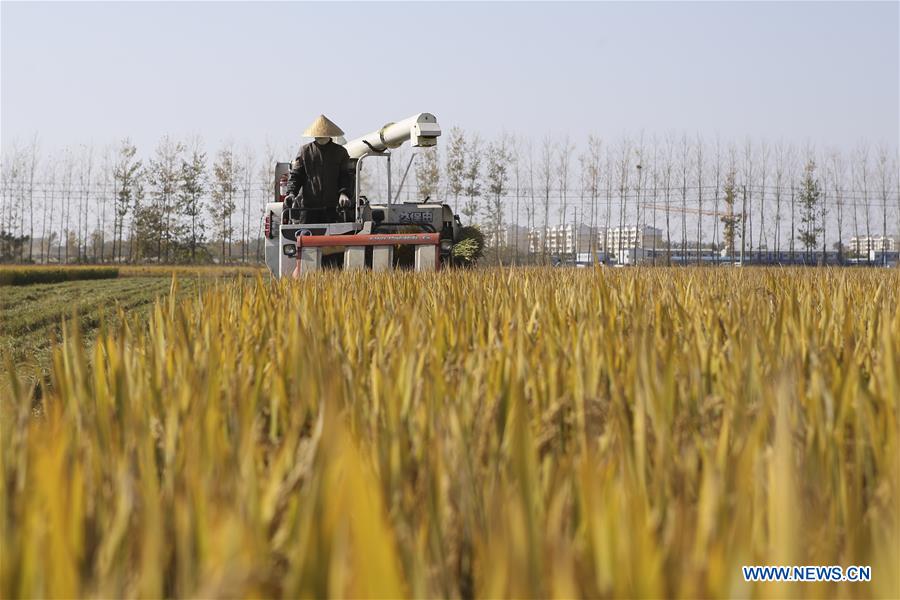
left=283, top=244, right=297, bottom=257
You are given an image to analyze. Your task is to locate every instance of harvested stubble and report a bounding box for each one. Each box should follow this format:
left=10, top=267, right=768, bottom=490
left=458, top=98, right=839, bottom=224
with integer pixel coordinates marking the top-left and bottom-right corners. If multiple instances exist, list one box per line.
left=2, top=268, right=898, bottom=599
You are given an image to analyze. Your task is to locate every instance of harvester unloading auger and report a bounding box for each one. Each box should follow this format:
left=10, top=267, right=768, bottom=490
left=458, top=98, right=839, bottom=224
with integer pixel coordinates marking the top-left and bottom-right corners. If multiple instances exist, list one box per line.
left=263, top=113, right=482, bottom=277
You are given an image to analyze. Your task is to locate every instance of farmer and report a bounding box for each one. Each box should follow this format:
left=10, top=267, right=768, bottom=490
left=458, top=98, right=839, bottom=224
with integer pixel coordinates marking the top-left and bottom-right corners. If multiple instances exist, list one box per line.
left=285, top=114, right=354, bottom=224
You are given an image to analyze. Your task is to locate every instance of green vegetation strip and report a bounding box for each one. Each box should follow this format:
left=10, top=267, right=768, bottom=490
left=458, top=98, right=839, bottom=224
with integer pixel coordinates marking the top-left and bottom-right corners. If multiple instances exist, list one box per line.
left=0, top=266, right=119, bottom=286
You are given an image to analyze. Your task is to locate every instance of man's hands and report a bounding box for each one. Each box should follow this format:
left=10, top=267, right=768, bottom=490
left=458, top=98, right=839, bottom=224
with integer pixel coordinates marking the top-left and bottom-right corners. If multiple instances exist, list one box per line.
left=286, top=192, right=351, bottom=210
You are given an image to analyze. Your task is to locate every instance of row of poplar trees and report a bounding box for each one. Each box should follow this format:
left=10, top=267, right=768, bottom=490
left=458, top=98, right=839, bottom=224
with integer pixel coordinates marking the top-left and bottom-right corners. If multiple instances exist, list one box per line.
left=405, top=128, right=898, bottom=264
left=0, top=136, right=276, bottom=264
left=2, top=130, right=898, bottom=264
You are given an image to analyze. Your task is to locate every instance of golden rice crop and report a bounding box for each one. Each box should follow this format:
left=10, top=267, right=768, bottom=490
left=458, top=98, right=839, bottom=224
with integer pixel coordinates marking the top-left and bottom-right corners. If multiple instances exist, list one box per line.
left=2, top=267, right=898, bottom=598
left=117, top=264, right=264, bottom=278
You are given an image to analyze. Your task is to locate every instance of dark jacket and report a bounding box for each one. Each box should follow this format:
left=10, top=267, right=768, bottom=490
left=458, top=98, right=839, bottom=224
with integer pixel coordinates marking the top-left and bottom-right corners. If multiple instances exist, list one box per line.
left=287, top=140, right=353, bottom=209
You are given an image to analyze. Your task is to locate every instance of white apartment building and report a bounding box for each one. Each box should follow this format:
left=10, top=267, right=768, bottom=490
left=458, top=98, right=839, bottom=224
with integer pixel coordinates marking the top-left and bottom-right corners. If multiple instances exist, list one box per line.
left=604, top=226, right=664, bottom=254
left=528, top=224, right=602, bottom=255
left=848, top=234, right=898, bottom=256
left=527, top=228, right=543, bottom=254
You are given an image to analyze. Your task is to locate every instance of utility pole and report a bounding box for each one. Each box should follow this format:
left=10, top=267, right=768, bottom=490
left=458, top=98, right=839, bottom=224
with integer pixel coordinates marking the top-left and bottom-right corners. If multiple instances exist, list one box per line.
left=789, top=183, right=795, bottom=264
left=821, top=188, right=828, bottom=264
left=636, top=163, right=643, bottom=265
left=573, top=206, right=579, bottom=261
left=514, top=147, right=521, bottom=266
left=740, top=185, right=747, bottom=266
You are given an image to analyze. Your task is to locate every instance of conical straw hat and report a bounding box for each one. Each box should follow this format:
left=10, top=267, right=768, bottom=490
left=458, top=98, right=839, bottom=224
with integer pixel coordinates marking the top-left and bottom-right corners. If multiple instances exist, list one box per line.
left=303, top=114, right=344, bottom=137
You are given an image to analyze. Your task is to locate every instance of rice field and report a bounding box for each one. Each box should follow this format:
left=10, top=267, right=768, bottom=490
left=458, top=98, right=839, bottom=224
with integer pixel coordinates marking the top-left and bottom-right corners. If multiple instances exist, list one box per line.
left=2, top=267, right=898, bottom=598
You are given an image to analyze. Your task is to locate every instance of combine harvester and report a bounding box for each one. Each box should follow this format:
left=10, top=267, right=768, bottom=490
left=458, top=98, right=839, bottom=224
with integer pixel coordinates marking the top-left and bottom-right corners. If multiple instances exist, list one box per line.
left=264, top=113, right=470, bottom=277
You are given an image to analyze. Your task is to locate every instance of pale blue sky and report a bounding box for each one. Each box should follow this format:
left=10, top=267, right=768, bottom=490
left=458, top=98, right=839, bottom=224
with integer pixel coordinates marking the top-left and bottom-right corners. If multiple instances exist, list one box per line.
left=2, top=1, right=898, bottom=153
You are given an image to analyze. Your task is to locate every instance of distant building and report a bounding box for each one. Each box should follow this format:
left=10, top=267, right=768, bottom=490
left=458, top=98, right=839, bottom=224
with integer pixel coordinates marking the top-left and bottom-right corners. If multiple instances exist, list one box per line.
left=527, top=228, right=543, bottom=254
left=548, top=224, right=596, bottom=255
left=528, top=224, right=602, bottom=255
left=604, top=226, right=664, bottom=258
left=848, top=234, right=898, bottom=256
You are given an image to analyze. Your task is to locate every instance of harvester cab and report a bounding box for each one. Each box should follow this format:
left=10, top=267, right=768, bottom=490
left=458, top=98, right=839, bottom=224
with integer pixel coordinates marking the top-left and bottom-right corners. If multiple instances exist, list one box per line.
left=263, top=113, right=463, bottom=278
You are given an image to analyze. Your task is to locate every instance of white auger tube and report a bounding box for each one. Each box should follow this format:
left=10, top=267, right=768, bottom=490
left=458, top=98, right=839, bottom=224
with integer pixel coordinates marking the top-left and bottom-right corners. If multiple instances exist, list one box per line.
left=342, top=113, right=441, bottom=159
